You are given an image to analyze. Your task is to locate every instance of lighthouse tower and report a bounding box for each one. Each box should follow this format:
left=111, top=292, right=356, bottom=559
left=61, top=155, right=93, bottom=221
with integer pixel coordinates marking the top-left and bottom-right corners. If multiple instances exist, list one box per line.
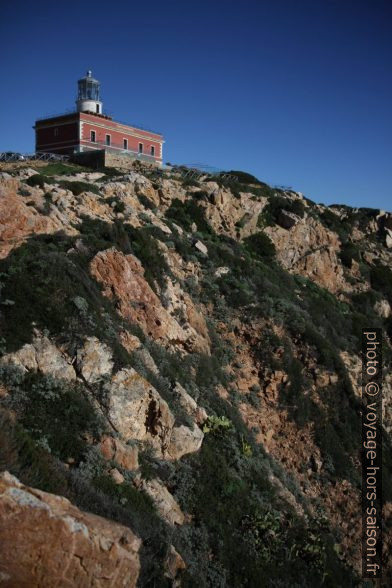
left=35, top=70, right=164, bottom=164
left=76, top=70, right=103, bottom=115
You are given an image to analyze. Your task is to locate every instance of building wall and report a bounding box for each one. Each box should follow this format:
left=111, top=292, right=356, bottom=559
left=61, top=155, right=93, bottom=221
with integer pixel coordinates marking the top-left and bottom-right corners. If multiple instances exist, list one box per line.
left=80, top=113, right=163, bottom=161
left=35, top=112, right=164, bottom=162
left=35, top=115, right=79, bottom=154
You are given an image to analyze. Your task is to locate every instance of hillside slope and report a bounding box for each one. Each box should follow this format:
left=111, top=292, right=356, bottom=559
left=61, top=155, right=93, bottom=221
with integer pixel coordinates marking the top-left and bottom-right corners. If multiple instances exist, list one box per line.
left=0, top=161, right=391, bottom=587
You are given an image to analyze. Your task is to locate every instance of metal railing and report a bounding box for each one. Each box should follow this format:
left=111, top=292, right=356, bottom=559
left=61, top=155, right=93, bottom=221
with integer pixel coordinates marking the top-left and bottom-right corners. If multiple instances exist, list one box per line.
left=169, top=163, right=238, bottom=182
left=0, top=152, right=70, bottom=162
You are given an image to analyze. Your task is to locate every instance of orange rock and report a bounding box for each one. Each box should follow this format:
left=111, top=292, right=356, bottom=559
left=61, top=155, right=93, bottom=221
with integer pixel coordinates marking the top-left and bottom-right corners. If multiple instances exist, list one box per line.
left=0, top=188, right=59, bottom=258
left=90, top=248, right=188, bottom=348
left=100, top=436, right=139, bottom=471
left=0, top=471, right=141, bottom=587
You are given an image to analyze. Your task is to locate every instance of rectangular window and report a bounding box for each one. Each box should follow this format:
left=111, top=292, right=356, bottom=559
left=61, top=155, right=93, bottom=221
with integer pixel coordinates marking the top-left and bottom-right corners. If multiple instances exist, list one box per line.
left=105, top=134, right=111, bottom=146
left=138, top=143, right=143, bottom=154
left=90, top=130, right=96, bottom=142
left=123, top=138, right=128, bottom=150
left=96, top=104, right=100, bottom=114
left=54, top=128, right=59, bottom=137
left=150, top=146, right=155, bottom=156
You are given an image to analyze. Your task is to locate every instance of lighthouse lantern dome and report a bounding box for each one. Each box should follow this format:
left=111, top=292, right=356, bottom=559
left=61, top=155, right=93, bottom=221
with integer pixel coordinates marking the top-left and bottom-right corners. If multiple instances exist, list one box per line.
left=76, top=70, right=103, bottom=114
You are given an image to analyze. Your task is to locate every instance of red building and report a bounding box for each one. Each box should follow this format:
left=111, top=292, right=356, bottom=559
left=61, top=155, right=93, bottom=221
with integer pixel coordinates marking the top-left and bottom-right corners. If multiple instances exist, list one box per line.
left=34, top=71, right=164, bottom=166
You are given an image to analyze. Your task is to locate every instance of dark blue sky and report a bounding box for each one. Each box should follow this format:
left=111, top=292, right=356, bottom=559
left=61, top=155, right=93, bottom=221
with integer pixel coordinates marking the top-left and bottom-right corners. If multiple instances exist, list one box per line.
left=1, top=0, right=391, bottom=209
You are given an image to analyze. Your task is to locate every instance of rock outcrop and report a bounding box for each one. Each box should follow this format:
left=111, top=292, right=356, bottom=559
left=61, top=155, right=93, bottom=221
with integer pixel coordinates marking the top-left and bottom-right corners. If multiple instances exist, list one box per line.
left=90, top=248, right=199, bottom=351
left=136, top=478, right=185, bottom=526
left=265, top=216, right=346, bottom=292
left=0, top=471, right=141, bottom=587
left=1, top=334, right=75, bottom=381
left=76, top=337, right=114, bottom=383
left=107, top=368, right=204, bottom=460
left=0, top=186, right=61, bottom=259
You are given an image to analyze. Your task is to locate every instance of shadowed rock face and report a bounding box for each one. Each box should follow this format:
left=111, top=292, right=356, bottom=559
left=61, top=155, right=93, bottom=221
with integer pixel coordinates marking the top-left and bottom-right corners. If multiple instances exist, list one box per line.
left=0, top=471, right=141, bottom=587
left=0, top=162, right=391, bottom=585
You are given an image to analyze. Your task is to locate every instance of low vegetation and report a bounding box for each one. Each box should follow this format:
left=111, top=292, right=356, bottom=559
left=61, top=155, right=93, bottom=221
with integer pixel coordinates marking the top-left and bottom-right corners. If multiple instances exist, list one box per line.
left=1, top=163, right=391, bottom=586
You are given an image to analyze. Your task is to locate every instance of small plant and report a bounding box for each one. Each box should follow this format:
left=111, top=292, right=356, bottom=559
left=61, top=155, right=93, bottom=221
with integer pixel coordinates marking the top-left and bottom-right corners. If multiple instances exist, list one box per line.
left=241, top=436, right=253, bottom=457
left=202, top=415, right=233, bottom=436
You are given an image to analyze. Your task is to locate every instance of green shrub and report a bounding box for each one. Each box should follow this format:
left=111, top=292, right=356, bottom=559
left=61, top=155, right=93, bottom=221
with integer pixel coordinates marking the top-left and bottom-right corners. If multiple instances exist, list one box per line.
left=105, top=196, right=126, bottom=213
left=165, top=198, right=213, bottom=235
left=58, top=179, right=100, bottom=196
left=338, top=242, right=361, bottom=267
left=38, top=163, right=89, bottom=176
left=137, top=192, right=156, bottom=210
left=5, top=371, right=104, bottom=463
left=370, top=265, right=392, bottom=301
left=225, top=170, right=261, bottom=184
left=25, top=174, right=55, bottom=188
left=93, top=474, right=156, bottom=515
left=319, top=209, right=349, bottom=242
left=258, top=195, right=305, bottom=227
left=127, top=226, right=172, bottom=292
left=243, top=232, right=276, bottom=259
left=0, top=408, right=70, bottom=495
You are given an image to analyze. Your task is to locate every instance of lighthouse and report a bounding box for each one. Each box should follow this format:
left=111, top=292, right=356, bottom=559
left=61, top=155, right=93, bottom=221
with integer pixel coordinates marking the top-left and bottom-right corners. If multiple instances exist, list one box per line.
left=76, top=70, right=103, bottom=115
left=34, top=70, right=164, bottom=166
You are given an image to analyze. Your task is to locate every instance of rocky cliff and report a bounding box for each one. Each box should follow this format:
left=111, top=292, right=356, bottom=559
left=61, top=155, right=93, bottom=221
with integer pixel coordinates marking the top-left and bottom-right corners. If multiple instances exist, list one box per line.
left=0, top=161, right=391, bottom=586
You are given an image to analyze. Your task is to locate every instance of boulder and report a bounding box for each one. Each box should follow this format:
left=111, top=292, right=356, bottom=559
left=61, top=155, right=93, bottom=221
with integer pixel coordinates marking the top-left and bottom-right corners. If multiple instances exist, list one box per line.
left=215, top=266, right=230, bottom=277
left=107, top=368, right=175, bottom=457
left=106, top=369, right=204, bottom=460
left=277, top=209, right=301, bottom=230
left=164, top=545, right=186, bottom=586
left=109, top=468, right=125, bottom=485
left=385, top=228, right=392, bottom=249
left=76, top=337, right=113, bottom=383
left=100, top=436, right=139, bottom=471
left=0, top=471, right=141, bottom=587
left=374, top=298, right=391, bottom=319
left=1, top=335, right=75, bottom=381
left=193, top=240, right=208, bottom=255
left=167, top=424, right=204, bottom=460
left=137, top=478, right=185, bottom=526
left=172, top=382, right=208, bottom=425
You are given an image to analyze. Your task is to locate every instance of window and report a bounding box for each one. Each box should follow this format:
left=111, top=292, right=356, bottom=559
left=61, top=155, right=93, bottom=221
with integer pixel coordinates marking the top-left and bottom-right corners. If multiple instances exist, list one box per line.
left=90, top=130, right=96, bottom=142
left=138, top=143, right=143, bottom=154
left=96, top=104, right=100, bottom=114
left=54, top=128, right=59, bottom=137
left=150, top=146, right=155, bottom=156
left=105, top=134, right=111, bottom=146
left=123, top=138, right=128, bottom=150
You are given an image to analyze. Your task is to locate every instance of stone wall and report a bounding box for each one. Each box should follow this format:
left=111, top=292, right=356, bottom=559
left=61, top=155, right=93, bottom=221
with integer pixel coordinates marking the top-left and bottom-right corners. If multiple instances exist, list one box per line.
left=72, top=150, right=160, bottom=171
left=104, top=152, right=161, bottom=171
